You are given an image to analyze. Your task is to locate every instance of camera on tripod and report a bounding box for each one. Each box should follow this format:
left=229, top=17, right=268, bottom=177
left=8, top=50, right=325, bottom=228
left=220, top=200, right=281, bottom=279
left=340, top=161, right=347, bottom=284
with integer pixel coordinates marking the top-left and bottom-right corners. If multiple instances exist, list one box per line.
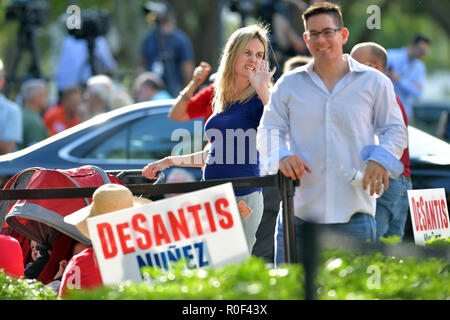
left=6, top=0, right=49, bottom=28
left=68, top=9, right=110, bottom=40
left=142, top=1, right=170, bottom=25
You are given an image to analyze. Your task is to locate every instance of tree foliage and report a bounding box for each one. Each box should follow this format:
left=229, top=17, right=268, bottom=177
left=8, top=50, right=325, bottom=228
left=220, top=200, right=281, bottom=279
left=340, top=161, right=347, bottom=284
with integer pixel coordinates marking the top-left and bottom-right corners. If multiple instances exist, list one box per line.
left=0, top=0, right=448, bottom=92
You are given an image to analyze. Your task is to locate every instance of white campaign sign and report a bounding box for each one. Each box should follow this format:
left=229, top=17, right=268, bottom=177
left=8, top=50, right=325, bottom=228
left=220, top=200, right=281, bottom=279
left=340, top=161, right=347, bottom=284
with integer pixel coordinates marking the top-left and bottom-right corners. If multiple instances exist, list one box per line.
left=86, top=183, right=249, bottom=286
left=407, top=188, right=450, bottom=246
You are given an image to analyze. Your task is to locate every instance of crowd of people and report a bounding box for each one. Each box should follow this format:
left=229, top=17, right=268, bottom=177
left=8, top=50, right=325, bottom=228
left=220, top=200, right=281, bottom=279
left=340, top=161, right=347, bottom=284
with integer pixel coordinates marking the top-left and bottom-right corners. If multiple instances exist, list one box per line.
left=0, top=59, right=177, bottom=156
left=0, top=1, right=434, bottom=297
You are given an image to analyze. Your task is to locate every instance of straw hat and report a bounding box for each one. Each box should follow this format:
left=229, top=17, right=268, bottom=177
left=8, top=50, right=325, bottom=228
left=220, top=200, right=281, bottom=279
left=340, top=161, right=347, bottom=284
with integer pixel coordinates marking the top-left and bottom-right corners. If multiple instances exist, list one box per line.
left=64, top=184, right=151, bottom=239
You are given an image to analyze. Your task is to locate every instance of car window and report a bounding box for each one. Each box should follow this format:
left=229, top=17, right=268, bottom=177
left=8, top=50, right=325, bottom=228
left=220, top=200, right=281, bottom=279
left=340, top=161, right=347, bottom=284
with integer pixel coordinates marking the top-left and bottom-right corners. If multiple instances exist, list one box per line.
left=85, top=113, right=204, bottom=160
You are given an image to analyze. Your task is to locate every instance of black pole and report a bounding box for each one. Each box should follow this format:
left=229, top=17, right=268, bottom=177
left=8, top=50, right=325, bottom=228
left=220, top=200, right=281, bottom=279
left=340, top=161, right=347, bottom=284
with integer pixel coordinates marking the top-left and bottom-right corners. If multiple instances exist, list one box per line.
left=86, top=36, right=97, bottom=76
left=5, top=22, right=42, bottom=97
left=301, top=222, right=318, bottom=300
left=278, top=172, right=299, bottom=263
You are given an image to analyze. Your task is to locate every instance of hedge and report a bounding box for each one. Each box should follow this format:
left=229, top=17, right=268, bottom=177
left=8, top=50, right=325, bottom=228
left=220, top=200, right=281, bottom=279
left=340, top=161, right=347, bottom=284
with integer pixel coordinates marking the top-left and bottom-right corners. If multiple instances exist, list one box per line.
left=1, top=240, right=449, bottom=300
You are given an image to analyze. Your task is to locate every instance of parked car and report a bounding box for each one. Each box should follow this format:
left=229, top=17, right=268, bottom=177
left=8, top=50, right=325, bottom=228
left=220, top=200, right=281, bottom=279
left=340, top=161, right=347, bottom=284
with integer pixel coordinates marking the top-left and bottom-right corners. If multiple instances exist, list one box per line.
left=0, top=100, right=205, bottom=188
left=408, top=125, right=450, bottom=198
left=412, top=100, right=450, bottom=136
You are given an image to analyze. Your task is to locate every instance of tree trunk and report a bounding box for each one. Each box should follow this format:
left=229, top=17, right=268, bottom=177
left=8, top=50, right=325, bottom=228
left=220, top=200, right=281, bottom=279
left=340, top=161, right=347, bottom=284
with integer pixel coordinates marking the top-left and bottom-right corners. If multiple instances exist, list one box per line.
left=168, top=0, right=221, bottom=70
left=113, top=0, right=148, bottom=78
left=427, top=0, right=450, bottom=37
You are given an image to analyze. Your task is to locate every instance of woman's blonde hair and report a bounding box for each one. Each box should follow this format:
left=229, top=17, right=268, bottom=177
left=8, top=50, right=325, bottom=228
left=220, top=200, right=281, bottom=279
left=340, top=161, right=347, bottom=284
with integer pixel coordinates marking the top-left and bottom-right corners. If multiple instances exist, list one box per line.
left=212, top=24, right=271, bottom=113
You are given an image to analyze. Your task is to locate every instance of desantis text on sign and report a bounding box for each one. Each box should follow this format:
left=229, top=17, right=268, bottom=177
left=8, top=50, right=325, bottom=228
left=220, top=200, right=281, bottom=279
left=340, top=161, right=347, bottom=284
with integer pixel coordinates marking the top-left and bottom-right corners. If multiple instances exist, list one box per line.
left=96, top=197, right=233, bottom=259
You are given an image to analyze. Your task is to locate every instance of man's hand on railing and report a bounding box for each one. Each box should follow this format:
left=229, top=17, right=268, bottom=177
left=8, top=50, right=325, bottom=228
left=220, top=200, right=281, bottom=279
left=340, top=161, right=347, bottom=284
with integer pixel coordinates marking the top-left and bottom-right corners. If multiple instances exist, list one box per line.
left=279, top=154, right=312, bottom=181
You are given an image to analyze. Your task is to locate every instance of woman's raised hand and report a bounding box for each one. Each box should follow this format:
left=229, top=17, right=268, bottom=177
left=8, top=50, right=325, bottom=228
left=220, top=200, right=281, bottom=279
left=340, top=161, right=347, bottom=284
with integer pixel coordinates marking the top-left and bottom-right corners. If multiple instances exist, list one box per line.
left=249, top=60, right=276, bottom=91
left=192, top=61, right=212, bottom=85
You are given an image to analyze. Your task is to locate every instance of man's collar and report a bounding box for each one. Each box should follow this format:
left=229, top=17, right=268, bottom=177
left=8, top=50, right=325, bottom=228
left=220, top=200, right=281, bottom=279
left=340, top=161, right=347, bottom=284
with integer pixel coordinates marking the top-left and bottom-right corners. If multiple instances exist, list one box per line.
left=346, top=54, right=370, bottom=73
left=300, top=54, right=369, bottom=75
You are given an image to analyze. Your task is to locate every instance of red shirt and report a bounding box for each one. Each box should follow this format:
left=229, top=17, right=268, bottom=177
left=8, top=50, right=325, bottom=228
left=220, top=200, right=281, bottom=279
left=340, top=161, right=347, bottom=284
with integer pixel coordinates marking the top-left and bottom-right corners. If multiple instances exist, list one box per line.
left=186, top=84, right=214, bottom=122
left=58, top=247, right=102, bottom=296
left=396, top=96, right=411, bottom=177
left=0, top=235, right=24, bottom=278
left=43, top=104, right=80, bottom=136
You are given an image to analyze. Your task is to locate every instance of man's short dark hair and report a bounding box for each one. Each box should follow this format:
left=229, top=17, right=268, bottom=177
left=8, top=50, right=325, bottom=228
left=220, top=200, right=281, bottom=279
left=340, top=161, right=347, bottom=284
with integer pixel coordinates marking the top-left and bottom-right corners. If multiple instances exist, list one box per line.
left=412, top=33, right=431, bottom=45
left=302, top=1, right=344, bottom=30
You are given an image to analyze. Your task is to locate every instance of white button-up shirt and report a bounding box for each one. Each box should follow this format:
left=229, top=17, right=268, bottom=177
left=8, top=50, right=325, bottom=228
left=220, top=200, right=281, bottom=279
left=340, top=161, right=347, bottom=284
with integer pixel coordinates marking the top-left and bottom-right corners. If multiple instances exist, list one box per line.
left=257, top=55, right=407, bottom=223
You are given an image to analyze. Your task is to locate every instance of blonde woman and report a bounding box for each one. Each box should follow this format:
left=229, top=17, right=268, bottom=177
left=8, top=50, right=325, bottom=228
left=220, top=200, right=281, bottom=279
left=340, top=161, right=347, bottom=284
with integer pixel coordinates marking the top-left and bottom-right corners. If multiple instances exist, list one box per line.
left=142, top=24, right=275, bottom=251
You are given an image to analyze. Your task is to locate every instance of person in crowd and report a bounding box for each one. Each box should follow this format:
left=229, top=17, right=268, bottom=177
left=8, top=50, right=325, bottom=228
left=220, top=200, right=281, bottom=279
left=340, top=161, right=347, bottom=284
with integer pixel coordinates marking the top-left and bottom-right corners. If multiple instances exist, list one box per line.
left=60, top=184, right=151, bottom=296
left=350, top=42, right=413, bottom=240
left=256, top=2, right=407, bottom=265
left=140, top=1, right=195, bottom=97
left=387, top=34, right=431, bottom=120
left=109, top=85, right=134, bottom=109
left=0, top=234, right=24, bottom=278
left=78, top=75, right=114, bottom=121
left=0, top=59, right=22, bottom=155
left=283, top=55, right=313, bottom=73
left=132, top=71, right=172, bottom=102
left=18, top=79, right=49, bottom=149
left=55, top=34, right=117, bottom=93
left=168, top=61, right=213, bottom=123
left=43, top=86, right=82, bottom=136
left=143, top=24, right=276, bottom=252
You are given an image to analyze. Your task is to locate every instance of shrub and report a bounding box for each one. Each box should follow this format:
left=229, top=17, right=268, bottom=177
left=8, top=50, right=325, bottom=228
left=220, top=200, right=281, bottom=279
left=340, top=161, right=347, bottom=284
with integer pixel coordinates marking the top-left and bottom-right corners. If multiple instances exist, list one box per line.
left=425, top=236, right=450, bottom=248
left=1, top=248, right=448, bottom=300
left=0, top=271, right=57, bottom=300
left=317, top=249, right=450, bottom=300
left=63, top=258, right=304, bottom=300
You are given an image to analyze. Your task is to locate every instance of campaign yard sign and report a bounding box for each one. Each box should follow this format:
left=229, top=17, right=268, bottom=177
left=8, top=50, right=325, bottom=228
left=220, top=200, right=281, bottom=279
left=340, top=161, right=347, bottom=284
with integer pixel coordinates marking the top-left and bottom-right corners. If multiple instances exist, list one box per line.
left=407, top=188, right=450, bottom=246
left=87, top=183, right=249, bottom=286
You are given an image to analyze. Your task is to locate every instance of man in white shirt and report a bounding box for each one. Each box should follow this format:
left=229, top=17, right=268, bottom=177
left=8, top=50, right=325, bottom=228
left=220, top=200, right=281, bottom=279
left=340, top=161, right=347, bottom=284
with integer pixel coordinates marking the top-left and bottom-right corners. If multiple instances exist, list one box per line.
left=256, top=2, right=407, bottom=264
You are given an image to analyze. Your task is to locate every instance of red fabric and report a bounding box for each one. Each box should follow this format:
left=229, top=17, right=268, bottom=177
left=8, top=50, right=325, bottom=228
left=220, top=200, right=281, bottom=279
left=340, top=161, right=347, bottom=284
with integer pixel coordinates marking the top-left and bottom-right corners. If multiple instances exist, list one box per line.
left=396, top=96, right=411, bottom=177
left=43, top=104, right=80, bottom=136
left=14, top=231, right=31, bottom=265
left=13, top=168, right=124, bottom=224
left=37, top=233, right=76, bottom=284
left=0, top=234, right=24, bottom=278
left=1, top=167, right=124, bottom=286
left=186, top=84, right=214, bottom=122
left=2, top=227, right=30, bottom=265
left=59, top=247, right=103, bottom=296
